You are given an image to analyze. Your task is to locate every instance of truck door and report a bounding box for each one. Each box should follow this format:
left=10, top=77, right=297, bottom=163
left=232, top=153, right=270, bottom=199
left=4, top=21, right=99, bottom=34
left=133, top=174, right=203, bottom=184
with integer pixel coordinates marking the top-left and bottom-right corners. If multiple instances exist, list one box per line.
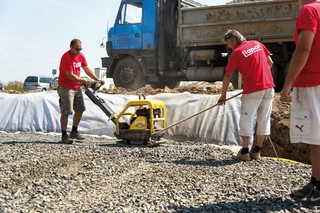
left=113, top=1, right=143, bottom=50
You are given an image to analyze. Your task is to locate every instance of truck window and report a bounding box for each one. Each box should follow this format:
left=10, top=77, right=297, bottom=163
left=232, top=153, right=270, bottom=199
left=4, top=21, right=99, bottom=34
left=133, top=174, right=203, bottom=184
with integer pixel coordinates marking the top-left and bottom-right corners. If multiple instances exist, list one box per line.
left=119, top=2, right=142, bottom=25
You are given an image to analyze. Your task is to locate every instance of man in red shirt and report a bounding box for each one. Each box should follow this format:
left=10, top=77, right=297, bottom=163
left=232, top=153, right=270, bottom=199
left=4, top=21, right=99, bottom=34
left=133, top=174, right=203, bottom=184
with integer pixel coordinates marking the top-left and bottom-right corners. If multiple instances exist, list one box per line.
left=58, top=38, right=105, bottom=144
left=218, top=29, right=274, bottom=161
left=281, top=0, right=320, bottom=205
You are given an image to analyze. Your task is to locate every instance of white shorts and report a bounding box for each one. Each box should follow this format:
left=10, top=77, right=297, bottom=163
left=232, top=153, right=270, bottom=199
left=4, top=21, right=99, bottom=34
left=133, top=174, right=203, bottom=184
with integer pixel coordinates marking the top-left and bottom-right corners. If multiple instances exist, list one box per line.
left=290, top=85, right=320, bottom=145
left=239, top=88, right=274, bottom=136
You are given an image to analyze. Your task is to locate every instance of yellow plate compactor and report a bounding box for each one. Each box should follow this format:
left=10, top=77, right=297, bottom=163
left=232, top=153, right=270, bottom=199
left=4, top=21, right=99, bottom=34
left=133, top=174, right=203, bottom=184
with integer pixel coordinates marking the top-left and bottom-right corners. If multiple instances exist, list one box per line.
left=84, top=82, right=166, bottom=146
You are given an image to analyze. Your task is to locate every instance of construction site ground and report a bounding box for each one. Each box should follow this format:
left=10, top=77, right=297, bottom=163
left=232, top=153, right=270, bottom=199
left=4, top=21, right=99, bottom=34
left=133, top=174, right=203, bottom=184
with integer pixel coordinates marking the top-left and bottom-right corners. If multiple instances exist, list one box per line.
left=0, top=84, right=309, bottom=164
left=97, top=85, right=308, bottom=165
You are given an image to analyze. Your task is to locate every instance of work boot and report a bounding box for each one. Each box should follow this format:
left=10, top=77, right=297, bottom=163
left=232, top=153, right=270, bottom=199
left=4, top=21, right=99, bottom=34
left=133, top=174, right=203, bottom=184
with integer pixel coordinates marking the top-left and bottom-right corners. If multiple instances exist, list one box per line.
left=232, top=149, right=250, bottom=161
left=60, top=135, right=73, bottom=144
left=70, top=132, right=85, bottom=140
left=249, top=150, right=261, bottom=160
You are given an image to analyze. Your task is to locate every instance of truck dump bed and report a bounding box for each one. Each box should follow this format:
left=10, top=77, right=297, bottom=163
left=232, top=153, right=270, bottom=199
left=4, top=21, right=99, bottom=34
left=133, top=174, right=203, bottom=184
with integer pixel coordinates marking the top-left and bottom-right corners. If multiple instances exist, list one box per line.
left=178, top=0, right=299, bottom=47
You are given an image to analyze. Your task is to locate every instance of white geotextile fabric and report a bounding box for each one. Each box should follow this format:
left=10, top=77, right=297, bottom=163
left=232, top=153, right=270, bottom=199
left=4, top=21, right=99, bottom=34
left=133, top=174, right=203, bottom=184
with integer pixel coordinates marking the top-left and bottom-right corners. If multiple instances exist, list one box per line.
left=0, top=90, right=243, bottom=146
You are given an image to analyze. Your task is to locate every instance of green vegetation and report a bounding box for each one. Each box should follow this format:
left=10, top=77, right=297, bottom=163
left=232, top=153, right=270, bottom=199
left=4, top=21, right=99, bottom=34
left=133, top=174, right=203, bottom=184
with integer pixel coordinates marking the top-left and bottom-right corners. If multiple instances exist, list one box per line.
left=4, top=81, right=23, bottom=91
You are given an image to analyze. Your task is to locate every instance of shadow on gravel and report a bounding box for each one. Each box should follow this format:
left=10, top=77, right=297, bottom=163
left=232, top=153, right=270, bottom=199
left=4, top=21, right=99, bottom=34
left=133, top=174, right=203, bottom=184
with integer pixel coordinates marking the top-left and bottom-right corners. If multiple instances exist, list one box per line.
left=2, top=141, right=61, bottom=145
left=2, top=141, right=88, bottom=145
left=168, top=197, right=303, bottom=213
left=99, top=143, right=124, bottom=147
left=170, top=157, right=237, bottom=167
left=99, top=142, right=163, bottom=148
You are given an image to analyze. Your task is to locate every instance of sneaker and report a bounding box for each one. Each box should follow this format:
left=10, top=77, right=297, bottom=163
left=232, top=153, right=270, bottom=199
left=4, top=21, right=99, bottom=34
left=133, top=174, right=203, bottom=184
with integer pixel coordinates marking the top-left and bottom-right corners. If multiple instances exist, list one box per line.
left=232, top=150, right=250, bottom=161
left=249, top=151, right=261, bottom=160
left=60, top=135, right=73, bottom=144
left=70, top=132, right=85, bottom=140
left=290, top=184, right=315, bottom=198
left=303, top=189, right=320, bottom=206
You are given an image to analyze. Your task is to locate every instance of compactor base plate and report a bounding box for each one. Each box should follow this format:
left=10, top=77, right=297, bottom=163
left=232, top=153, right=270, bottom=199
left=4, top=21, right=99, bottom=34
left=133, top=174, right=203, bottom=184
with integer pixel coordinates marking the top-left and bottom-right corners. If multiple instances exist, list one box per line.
left=116, top=140, right=167, bottom=147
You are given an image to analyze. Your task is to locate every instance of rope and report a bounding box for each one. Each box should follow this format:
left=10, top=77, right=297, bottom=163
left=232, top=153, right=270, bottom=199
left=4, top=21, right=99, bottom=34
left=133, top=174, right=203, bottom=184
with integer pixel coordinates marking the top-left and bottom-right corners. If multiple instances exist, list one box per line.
left=267, top=135, right=279, bottom=159
left=151, top=92, right=243, bottom=138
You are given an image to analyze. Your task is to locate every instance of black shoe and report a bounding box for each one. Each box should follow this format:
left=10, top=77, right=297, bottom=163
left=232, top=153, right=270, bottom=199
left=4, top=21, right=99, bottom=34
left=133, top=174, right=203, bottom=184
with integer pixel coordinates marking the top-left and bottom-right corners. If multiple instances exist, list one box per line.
left=60, top=135, right=73, bottom=144
left=303, top=189, right=320, bottom=206
left=290, top=184, right=315, bottom=198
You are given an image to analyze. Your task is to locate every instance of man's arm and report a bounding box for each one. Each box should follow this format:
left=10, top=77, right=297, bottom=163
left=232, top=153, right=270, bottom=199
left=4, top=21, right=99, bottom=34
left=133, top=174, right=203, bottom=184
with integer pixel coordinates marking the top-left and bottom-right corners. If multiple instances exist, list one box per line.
left=267, top=55, right=274, bottom=69
left=82, top=66, right=105, bottom=85
left=281, top=30, right=314, bottom=102
left=217, top=71, right=233, bottom=105
left=66, top=71, right=92, bottom=86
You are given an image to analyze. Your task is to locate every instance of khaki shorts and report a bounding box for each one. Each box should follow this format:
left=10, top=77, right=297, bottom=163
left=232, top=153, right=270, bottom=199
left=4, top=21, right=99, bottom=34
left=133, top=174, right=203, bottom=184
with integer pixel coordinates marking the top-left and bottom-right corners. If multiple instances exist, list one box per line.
left=290, top=85, right=320, bottom=145
left=239, top=88, right=274, bottom=136
left=57, top=86, right=85, bottom=115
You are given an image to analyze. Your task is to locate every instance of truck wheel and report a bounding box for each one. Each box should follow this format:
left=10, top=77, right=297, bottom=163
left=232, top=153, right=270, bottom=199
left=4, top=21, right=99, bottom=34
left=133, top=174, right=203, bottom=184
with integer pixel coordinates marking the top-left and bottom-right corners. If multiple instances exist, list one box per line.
left=165, top=80, right=180, bottom=89
left=150, top=82, right=166, bottom=89
left=113, top=57, right=147, bottom=91
left=163, top=0, right=178, bottom=35
left=150, top=80, right=180, bottom=89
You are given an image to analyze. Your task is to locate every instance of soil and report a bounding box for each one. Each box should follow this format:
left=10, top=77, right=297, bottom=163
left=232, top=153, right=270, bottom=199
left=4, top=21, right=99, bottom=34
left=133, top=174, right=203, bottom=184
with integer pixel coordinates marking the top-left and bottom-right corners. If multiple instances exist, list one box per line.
left=0, top=85, right=310, bottom=164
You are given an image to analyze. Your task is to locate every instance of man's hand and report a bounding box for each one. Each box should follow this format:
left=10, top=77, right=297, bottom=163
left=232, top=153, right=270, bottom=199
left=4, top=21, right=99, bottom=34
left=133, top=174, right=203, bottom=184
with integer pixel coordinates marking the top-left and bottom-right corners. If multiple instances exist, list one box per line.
left=98, top=79, right=105, bottom=86
left=82, top=79, right=93, bottom=87
left=280, top=87, right=292, bottom=103
left=217, top=95, right=226, bottom=105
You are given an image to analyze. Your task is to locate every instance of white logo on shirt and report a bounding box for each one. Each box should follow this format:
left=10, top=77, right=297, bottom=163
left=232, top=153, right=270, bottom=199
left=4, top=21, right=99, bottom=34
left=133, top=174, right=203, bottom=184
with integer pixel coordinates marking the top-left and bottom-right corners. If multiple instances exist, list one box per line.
left=242, top=44, right=262, bottom=57
left=73, top=62, right=81, bottom=68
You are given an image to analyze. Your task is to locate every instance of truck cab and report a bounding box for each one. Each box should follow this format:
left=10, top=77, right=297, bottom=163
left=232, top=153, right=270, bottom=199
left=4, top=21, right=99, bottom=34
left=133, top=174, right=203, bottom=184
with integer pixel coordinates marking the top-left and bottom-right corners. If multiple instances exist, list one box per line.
left=103, top=0, right=160, bottom=91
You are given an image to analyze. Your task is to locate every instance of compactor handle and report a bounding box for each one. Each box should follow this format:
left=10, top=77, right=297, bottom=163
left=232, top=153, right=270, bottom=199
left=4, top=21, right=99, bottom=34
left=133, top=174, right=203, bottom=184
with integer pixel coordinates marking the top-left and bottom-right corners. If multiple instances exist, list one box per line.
left=82, top=81, right=102, bottom=93
left=90, top=81, right=102, bottom=92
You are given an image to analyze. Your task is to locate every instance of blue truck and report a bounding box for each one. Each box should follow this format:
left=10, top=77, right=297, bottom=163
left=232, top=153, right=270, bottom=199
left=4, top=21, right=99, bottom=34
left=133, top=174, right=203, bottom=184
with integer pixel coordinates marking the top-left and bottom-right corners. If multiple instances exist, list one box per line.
left=101, top=0, right=299, bottom=91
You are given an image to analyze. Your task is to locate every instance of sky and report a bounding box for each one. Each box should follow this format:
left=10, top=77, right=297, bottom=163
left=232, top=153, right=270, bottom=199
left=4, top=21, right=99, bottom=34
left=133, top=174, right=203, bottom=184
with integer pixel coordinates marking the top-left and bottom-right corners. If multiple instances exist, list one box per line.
left=0, top=0, right=230, bottom=84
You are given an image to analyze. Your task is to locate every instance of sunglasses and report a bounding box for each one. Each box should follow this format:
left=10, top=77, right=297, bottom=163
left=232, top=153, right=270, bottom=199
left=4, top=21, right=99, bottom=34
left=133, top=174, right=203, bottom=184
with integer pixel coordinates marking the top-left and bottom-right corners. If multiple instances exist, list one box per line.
left=72, top=46, right=83, bottom=51
left=223, top=34, right=234, bottom=41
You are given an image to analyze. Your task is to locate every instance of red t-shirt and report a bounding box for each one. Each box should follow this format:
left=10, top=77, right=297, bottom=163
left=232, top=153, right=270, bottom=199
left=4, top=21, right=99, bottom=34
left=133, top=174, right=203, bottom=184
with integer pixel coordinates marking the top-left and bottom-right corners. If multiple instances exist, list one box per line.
left=58, top=50, right=88, bottom=90
left=225, top=41, right=274, bottom=94
left=292, top=1, right=320, bottom=87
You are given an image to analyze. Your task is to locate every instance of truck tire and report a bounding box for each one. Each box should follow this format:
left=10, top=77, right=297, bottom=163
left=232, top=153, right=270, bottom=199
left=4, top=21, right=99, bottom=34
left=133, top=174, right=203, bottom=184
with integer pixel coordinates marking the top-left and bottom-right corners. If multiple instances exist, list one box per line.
left=150, top=79, right=180, bottom=89
left=163, top=0, right=178, bottom=35
left=113, top=56, right=147, bottom=91
left=165, top=80, right=180, bottom=89
left=150, top=82, right=166, bottom=89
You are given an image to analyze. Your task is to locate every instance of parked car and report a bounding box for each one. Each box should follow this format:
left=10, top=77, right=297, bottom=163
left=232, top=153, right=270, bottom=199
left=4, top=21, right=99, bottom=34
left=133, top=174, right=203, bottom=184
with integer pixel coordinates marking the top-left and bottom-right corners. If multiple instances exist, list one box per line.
left=49, top=77, right=58, bottom=90
left=0, top=82, right=3, bottom=90
left=23, top=75, right=53, bottom=91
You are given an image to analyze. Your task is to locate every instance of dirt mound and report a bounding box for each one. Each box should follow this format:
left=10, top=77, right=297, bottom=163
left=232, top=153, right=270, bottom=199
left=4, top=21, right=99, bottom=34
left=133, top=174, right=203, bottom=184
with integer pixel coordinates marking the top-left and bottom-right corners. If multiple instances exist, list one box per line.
left=0, top=86, right=310, bottom=164
left=99, top=85, right=222, bottom=95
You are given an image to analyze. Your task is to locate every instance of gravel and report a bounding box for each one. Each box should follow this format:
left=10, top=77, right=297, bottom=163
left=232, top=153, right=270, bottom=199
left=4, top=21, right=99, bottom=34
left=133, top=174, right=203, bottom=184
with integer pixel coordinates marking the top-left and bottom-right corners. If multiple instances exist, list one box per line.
left=0, top=132, right=318, bottom=213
